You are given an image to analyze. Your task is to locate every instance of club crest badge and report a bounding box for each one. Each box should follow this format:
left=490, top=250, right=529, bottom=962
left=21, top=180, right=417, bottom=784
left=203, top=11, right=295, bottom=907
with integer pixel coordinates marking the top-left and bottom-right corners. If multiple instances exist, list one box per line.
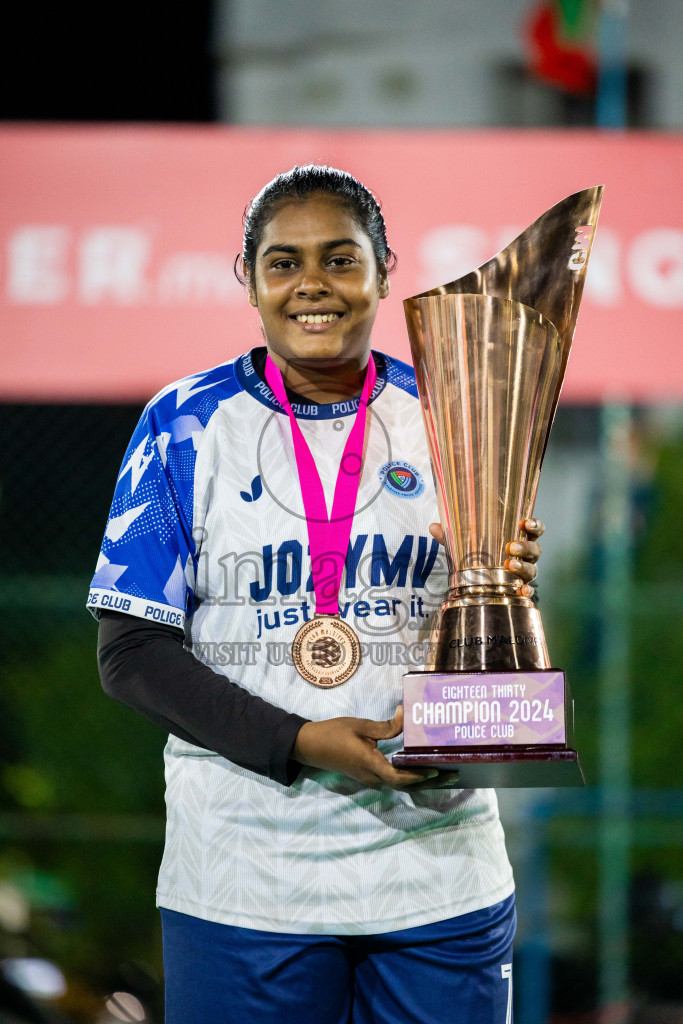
left=378, top=460, right=425, bottom=499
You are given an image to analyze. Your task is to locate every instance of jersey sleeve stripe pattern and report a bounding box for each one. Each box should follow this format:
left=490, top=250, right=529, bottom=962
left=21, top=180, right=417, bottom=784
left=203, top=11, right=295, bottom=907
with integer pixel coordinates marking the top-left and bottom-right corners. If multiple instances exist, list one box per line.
left=87, top=360, right=243, bottom=627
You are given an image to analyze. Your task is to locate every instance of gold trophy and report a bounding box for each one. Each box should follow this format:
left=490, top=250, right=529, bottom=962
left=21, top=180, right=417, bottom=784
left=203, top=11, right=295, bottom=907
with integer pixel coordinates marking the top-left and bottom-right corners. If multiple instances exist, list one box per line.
left=392, top=187, right=603, bottom=787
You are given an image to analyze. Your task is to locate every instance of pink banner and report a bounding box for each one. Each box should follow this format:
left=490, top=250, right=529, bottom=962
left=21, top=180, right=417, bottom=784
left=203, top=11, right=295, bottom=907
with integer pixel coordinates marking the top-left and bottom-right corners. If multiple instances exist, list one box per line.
left=2, top=126, right=682, bottom=402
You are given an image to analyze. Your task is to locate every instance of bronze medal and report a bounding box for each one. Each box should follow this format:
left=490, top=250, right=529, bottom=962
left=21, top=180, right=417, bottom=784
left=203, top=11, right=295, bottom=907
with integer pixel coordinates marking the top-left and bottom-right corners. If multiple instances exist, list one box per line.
left=291, top=615, right=361, bottom=688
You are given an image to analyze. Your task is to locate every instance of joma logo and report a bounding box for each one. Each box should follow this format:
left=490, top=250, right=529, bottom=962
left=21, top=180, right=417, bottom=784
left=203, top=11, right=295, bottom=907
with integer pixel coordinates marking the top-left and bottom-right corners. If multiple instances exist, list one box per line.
left=568, top=223, right=594, bottom=271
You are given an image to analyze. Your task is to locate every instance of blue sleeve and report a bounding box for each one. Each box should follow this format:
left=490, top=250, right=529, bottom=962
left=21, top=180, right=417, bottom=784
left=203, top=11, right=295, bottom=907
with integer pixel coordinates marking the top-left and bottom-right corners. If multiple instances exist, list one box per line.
left=87, top=403, right=196, bottom=629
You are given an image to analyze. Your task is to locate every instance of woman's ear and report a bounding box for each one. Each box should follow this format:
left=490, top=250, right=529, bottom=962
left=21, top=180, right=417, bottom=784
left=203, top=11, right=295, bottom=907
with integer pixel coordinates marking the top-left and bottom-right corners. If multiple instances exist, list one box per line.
left=378, top=273, right=390, bottom=300
left=247, top=274, right=258, bottom=307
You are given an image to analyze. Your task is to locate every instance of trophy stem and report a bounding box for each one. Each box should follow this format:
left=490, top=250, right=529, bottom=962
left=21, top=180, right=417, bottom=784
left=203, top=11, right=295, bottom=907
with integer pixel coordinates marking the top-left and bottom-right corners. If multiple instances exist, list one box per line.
left=448, top=566, right=527, bottom=596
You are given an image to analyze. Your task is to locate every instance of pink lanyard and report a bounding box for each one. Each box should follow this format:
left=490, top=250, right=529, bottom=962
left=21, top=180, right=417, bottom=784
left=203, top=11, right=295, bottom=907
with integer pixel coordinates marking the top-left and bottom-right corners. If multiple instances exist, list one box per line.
left=264, top=354, right=377, bottom=614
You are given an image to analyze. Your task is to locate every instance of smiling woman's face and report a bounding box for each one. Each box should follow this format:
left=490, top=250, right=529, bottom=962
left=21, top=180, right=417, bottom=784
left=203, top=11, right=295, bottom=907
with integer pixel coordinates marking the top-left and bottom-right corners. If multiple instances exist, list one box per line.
left=248, top=194, right=389, bottom=375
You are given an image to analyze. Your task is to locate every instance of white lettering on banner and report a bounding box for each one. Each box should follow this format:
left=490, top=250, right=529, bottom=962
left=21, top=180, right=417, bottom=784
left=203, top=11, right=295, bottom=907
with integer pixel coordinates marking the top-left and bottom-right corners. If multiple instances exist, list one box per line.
left=7, top=226, right=70, bottom=303
left=5, top=225, right=243, bottom=307
left=418, top=224, right=683, bottom=309
left=628, top=229, right=683, bottom=308
left=157, top=252, right=241, bottom=303
left=496, top=227, right=523, bottom=252
left=583, top=227, right=622, bottom=306
left=417, top=225, right=488, bottom=289
left=79, top=227, right=150, bottom=304
left=6, top=222, right=683, bottom=312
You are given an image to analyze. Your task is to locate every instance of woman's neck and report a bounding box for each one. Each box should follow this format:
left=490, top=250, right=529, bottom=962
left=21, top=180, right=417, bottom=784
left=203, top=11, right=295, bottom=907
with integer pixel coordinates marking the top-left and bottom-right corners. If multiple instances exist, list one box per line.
left=266, top=351, right=370, bottom=404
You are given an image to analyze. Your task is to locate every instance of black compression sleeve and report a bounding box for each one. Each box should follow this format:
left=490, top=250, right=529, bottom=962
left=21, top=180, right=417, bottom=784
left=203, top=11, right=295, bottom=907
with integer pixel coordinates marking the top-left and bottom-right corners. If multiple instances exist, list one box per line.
left=97, top=610, right=308, bottom=786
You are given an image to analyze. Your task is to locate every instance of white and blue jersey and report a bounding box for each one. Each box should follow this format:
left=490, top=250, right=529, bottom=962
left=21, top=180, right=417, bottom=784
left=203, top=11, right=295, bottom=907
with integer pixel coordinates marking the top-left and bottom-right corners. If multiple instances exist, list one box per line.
left=89, top=348, right=513, bottom=935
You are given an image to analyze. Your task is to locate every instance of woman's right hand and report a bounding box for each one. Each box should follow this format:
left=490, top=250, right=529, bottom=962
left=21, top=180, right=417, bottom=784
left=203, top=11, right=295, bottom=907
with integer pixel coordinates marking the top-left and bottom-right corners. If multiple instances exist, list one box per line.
left=293, top=707, right=458, bottom=790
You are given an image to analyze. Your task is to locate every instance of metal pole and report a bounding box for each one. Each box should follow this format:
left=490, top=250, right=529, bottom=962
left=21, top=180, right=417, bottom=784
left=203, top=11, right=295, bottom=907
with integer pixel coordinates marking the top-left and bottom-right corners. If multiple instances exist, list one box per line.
left=595, top=2, right=631, bottom=1015
left=516, top=802, right=552, bottom=1024
left=596, top=0, right=630, bottom=129
left=597, top=401, right=632, bottom=1023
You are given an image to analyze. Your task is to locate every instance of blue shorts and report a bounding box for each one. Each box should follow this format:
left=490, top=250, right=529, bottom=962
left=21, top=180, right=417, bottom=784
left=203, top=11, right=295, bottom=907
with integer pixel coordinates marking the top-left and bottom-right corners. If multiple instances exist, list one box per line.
left=160, top=894, right=516, bottom=1024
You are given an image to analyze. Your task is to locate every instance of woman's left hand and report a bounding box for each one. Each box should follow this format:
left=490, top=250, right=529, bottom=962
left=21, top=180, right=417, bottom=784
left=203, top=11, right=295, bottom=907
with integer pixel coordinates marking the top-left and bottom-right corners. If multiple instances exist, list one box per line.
left=429, top=517, right=545, bottom=598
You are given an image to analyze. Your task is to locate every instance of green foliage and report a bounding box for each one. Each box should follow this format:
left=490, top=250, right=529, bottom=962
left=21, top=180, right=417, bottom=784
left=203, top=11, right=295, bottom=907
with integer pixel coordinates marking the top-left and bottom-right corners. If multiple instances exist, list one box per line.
left=542, top=420, right=683, bottom=1007
left=635, top=437, right=683, bottom=580
left=1, top=618, right=164, bottom=814
left=0, top=613, right=165, bottom=1001
left=625, top=430, right=683, bottom=788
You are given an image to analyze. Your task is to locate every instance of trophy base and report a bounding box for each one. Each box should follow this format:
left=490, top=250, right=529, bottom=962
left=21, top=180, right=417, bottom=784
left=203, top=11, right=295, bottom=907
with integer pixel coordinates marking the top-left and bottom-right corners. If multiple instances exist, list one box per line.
left=391, top=748, right=584, bottom=788
left=395, top=667, right=584, bottom=788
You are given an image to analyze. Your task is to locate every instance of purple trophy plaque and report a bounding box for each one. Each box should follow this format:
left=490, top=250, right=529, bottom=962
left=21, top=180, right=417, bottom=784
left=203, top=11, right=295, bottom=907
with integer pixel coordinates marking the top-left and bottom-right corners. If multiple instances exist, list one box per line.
left=393, top=669, right=582, bottom=788
left=402, top=671, right=567, bottom=749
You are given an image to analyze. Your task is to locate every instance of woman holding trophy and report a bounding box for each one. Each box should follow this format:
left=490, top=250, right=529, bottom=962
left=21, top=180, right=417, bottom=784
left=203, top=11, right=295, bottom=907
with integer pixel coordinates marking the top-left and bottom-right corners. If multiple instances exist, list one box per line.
left=91, top=165, right=543, bottom=1023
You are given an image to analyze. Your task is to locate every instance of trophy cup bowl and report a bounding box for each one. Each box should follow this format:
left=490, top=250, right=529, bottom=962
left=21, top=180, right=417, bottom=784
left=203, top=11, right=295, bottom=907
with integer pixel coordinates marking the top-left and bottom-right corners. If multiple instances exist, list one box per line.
left=392, top=187, right=604, bottom=787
